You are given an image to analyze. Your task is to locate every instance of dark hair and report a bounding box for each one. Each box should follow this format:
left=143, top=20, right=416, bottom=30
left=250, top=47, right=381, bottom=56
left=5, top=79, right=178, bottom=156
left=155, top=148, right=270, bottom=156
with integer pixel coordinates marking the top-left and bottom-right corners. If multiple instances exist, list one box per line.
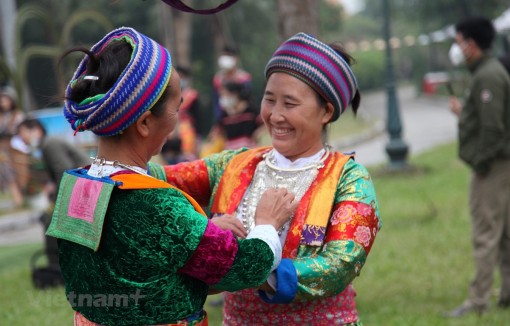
left=175, top=65, right=191, bottom=77
left=162, top=137, right=182, bottom=153
left=223, top=80, right=251, bottom=101
left=60, top=40, right=169, bottom=118
left=17, top=118, right=47, bottom=137
left=0, top=92, right=17, bottom=112
left=222, top=45, right=239, bottom=56
left=321, top=43, right=361, bottom=116
left=455, top=16, right=496, bottom=50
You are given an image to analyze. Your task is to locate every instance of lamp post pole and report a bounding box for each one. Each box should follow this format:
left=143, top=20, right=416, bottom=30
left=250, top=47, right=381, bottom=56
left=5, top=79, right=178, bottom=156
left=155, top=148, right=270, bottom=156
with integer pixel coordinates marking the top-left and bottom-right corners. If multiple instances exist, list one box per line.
left=383, top=0, right=409, bottom=169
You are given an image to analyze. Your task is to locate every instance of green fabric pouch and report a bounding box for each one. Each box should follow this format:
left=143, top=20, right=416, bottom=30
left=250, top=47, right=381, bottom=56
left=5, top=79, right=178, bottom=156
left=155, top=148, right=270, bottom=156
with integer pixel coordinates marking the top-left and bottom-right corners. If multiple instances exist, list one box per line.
left=46, top=171, right=115, bottom=251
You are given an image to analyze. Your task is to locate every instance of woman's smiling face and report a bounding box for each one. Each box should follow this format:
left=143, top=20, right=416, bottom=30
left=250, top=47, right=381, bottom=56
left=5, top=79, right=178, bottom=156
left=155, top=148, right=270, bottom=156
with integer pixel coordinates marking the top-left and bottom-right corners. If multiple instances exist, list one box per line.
left=260, top=72, right=333, bottom=161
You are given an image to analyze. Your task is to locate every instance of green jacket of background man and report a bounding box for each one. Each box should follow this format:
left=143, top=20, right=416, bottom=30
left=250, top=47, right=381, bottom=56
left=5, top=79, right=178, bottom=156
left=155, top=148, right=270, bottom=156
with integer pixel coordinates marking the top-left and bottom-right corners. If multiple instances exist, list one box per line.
left=458, top=53, right=510, bottom=175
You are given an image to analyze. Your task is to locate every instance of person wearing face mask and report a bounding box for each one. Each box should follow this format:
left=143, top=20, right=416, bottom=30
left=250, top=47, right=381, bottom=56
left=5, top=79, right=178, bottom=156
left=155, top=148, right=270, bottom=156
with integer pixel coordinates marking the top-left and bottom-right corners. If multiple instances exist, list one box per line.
left=161, top=65, right=202, bottom=163
left=212, top=45, right=252, bottom=122
left=12, top=118, right=89, bottom=274
left=0, top=88, right=25, bottom=207
left=12, top=119, right=89, bottom=198
left=208, top=80, right=263, bottom=151
left=445, top=16, right=510, bottom=317
left=8, top=118, right=44, bottom=205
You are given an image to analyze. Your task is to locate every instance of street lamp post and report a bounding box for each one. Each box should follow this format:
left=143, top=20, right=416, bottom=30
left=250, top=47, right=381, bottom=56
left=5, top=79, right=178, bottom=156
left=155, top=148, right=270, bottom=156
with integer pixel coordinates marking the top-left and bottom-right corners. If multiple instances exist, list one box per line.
left=382, top=0, right=409, bottom=169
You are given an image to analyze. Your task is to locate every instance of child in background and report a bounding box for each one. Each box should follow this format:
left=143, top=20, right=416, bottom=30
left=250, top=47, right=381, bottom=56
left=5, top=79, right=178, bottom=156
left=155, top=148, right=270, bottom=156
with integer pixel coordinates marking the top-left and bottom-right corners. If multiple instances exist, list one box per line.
left=209, top=80, right=263, bottom=150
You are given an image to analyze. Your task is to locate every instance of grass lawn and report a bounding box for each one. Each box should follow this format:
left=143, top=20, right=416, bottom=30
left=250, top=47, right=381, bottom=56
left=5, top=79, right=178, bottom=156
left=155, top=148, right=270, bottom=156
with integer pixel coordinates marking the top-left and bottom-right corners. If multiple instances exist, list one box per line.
left=1, top=143, right=509, bottom=325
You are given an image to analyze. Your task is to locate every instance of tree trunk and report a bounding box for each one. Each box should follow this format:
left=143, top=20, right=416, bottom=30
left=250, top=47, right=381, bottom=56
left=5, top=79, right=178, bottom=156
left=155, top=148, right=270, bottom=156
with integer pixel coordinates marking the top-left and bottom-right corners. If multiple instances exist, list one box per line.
left=160, top=1, right=193, bottom=68
left=276, top=0, right=319, bottom=42
left=210, top=12, right=235, bottom=60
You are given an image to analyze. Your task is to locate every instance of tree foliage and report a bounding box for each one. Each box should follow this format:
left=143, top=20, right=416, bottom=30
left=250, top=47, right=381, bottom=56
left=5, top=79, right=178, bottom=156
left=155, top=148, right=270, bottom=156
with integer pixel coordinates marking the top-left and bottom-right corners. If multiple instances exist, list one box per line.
left=362, top=0, right=509, bottom=35
left=6, top=0, right=509, bottom=112
left=7, top=0, right=167, bottom=110
left=338, top=1, right=510, bottom=94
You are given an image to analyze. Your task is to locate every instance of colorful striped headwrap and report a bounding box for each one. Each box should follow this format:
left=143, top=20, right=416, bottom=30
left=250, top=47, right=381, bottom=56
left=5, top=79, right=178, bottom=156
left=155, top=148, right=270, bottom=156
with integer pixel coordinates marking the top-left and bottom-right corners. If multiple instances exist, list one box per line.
left=264, top=32, right=358, bottom=122
left=64, top=27, right=172, bottom=136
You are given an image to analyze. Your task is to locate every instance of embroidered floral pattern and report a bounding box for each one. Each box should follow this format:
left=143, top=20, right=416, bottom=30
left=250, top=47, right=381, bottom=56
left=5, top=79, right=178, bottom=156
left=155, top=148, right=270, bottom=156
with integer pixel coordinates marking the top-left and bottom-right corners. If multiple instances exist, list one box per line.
left=331, top=204, right=355, bottom=225
left=326, top=201, right=379, bottom=254
left=164, top=159, right=211, bottom=207
left=336, top=160, right=381, bottom=229
left=354, top=225, right=371, bottom=248
left=224, top=285, right=360, bottom=325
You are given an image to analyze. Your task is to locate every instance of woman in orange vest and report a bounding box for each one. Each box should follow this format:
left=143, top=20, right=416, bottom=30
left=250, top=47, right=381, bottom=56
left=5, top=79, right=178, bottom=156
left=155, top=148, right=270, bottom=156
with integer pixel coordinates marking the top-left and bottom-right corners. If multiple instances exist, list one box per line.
left=158, top=33, right=381, bottom=325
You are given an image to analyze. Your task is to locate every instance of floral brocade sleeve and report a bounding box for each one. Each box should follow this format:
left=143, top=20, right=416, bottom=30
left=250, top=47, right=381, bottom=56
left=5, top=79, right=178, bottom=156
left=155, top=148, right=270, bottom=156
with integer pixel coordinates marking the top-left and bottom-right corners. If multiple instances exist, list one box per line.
left=267, top=160, right=380, bottom=303
left=161, top=149, right=246, bottom=207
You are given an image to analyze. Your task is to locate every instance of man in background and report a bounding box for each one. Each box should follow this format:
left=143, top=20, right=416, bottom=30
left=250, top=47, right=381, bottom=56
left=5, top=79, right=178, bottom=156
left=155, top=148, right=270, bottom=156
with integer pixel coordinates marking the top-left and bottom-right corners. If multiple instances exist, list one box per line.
left=446, top=16, right=510, bottom=317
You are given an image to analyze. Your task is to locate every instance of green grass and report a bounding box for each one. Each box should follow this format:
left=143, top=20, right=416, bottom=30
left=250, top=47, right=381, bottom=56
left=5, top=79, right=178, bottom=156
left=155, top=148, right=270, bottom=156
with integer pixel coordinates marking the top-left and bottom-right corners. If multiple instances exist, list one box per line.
left=0, top=243, right=74, bottom=324
left=355, top=143, right=510, bottom=325
left=0, top=243, right=224, bottom=325
left=1, top=143, right=509, bottom=325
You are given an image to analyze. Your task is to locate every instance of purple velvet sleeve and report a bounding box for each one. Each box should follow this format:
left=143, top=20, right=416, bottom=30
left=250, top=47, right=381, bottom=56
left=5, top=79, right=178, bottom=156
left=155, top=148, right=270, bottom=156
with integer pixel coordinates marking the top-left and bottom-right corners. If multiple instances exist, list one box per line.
left=177, top=222, right=238, bottom=285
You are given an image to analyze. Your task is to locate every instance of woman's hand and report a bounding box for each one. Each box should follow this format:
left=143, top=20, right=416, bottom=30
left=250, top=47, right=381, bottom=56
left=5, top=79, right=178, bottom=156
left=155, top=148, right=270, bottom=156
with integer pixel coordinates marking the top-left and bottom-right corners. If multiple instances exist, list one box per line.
left=255, top=188, right=298, bottom=231
left=211, top=213, right=248, bottom=239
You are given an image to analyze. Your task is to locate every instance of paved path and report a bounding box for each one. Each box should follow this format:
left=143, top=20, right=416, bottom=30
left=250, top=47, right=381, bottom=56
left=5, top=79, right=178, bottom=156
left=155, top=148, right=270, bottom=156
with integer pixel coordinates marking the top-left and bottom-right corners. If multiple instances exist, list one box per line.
left=0, top=85, right=458, bottom=246
left=334, top=85, right=457, bottom=167
left=0, top=209, right=44, bottom=246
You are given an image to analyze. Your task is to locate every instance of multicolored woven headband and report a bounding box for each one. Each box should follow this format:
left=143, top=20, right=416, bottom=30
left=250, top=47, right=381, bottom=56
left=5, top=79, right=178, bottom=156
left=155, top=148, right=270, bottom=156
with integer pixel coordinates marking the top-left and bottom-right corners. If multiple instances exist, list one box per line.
left=64, top=27, right=172, bottom=136
left=264, top=32, right=358, bottom=121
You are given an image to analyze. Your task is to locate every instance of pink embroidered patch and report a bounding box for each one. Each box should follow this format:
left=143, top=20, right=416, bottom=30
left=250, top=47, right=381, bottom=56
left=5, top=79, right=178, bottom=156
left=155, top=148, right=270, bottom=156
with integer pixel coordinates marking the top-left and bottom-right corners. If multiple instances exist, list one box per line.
left=68, top=178, right=103, bottom=223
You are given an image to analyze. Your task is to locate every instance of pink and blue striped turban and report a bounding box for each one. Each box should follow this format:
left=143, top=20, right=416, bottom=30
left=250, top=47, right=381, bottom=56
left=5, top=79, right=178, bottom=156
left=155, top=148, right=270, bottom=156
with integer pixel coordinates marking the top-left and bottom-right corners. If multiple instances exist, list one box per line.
left=265, top=32, right=358, bottom=122
left=64, top=27, right=172, bottom=136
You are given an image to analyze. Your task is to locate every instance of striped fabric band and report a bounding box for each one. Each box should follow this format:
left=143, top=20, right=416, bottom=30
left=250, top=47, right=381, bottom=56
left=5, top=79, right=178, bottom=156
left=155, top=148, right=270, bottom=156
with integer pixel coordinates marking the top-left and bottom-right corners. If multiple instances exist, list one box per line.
left=264, top=32, right=358, bottom=121
left=64, top=27, right=172, bottom=136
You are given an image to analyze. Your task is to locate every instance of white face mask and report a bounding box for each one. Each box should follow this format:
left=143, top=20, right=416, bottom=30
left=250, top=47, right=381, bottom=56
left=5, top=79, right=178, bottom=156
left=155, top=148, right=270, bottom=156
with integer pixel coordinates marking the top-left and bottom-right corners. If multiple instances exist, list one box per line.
left=218, top=55, right=236, bottom=70
left=449, top=43, right=465, bottom=66
left=219, top=96, right=239, bottom=115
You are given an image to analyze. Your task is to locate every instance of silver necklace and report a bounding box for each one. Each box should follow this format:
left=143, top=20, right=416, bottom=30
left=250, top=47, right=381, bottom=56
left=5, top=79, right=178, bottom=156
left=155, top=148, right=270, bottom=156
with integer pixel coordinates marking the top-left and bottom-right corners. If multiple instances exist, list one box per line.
left=90, top=157, right=148, bottom=177
left=240, top=148, right=330, bottom=235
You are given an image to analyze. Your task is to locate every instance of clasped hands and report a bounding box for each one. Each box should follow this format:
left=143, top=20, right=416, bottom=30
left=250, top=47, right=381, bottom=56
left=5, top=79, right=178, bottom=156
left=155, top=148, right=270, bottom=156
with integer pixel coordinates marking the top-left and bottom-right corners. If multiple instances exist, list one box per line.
left=211, top=187, right=298, bottom=238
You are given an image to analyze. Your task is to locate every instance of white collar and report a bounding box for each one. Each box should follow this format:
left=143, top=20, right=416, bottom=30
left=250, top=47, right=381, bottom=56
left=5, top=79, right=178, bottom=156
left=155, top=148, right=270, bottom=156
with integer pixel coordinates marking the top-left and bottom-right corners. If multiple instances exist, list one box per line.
left=87, top=163, right=147, bottom=178
left=272, top=148, right=326, bottom=169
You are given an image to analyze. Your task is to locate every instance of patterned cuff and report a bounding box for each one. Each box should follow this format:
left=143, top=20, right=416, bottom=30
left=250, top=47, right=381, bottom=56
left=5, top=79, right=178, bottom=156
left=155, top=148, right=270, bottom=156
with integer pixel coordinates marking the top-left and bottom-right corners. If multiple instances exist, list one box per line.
left=247, top=224, right=281, bottom=271
left=259, top=259, right=297, bottom=304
